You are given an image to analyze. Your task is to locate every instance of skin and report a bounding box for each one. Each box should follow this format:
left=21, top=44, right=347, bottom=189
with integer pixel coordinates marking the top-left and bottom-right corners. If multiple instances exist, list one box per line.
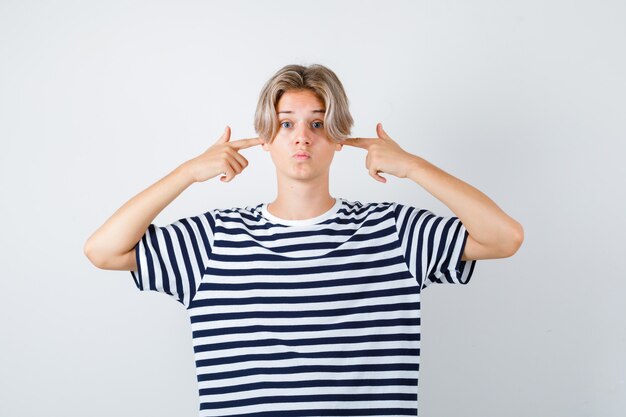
left=84, top=88, right=523, bottom=271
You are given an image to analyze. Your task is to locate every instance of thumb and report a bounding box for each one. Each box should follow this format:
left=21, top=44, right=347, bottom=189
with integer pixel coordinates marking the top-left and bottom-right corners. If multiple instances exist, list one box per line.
left=376, top=122, right=390, bottom=140
left=216, top=125, right=231, bottom=143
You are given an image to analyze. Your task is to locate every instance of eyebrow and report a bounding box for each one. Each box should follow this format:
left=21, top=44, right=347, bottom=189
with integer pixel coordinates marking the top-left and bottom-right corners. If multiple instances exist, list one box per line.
left=277, top=109, right=326, bottom=114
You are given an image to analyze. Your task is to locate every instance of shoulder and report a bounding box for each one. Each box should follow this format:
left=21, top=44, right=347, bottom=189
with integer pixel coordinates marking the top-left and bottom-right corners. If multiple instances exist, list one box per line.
left=339, top=198, right=399, bottom=220
left=210, top=203, right=264, bottom=221
left=341, top=198, right=396, bottom=209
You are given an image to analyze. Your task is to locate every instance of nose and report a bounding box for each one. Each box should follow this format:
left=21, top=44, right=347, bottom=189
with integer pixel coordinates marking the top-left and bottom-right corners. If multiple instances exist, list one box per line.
left=293, top=124, right=313, bottom=145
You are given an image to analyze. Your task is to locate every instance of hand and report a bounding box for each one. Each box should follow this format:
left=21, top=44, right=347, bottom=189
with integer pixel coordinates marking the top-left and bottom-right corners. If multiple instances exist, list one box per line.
left=184, top=126, right=263, bottom=183
left=342, top=123, right=419, bottom=183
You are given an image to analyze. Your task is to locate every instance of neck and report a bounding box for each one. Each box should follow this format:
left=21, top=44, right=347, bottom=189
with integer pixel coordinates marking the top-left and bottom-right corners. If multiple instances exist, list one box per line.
left=268, top=174, right=335, bottom=221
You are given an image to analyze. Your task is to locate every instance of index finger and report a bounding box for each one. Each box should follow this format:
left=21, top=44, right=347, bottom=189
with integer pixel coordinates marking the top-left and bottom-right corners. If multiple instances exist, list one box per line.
left=341, top=137, right=376, bottom=149
left=230, top=137, right=264, bottom=150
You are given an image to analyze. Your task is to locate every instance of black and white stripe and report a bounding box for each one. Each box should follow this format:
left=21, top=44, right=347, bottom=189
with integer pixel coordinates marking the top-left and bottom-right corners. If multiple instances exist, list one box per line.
left=131, top=198, right=476, bottom=416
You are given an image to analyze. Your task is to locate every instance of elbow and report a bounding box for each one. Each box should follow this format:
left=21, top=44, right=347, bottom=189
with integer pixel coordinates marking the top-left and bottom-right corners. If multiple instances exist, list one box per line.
left=505, top=222, right=524, bottom=257
left=84, top=238, right=136, bottom=271
left=84, top=239, right=105, bottom=269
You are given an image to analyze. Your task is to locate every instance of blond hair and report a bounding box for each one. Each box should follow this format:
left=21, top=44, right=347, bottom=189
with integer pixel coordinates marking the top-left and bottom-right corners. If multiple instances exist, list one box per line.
left=254, top=64, right=354, bottom=143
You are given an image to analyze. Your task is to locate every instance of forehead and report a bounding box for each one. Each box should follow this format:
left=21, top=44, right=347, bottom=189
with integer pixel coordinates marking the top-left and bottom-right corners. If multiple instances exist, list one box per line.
left=276, top=89, right=325, bottom=112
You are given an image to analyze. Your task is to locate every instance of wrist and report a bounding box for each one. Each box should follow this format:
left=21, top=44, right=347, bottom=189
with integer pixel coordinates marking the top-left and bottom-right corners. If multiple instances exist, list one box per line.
left=175, top=162, right=197, bottom=186
left=406, top=155, right=427, bottom=181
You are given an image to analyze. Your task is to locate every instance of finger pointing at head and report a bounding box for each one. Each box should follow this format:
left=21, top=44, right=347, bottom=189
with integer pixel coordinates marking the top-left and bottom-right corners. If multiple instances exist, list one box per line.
left=231, top=137, right=264, bottom=150
left=341, top=137, right=373, bottom=149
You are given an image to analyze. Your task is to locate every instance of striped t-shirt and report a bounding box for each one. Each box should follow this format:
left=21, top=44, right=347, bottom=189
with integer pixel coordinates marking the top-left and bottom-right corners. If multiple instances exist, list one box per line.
left=130, top=197, right=477, bottom=416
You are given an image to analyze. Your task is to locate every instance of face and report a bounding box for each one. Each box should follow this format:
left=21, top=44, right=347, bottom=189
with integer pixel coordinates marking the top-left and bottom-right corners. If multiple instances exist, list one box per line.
left=262, top=89, right=342, bottom=182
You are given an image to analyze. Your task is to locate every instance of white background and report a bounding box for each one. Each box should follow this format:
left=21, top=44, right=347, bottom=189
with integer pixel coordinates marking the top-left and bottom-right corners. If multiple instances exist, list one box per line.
left=1, top=0, right=624, bottom=416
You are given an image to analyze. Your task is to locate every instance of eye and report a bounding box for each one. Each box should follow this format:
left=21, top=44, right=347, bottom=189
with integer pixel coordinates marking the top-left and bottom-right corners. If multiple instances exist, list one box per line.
left=280, top=121, right=292, bottom=128
left=312, top=121, right=324, bottom=129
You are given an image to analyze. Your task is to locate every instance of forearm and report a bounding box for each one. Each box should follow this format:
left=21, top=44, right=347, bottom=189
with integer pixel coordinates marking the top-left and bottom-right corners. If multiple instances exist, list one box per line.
left=406, top=155, right=523, bottom=251
left=84, top=163, right=196, bottom=267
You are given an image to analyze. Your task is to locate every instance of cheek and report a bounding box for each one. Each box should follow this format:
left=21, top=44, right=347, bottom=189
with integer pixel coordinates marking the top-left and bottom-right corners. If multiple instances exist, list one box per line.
left=267, top=145, right=290, bottom=164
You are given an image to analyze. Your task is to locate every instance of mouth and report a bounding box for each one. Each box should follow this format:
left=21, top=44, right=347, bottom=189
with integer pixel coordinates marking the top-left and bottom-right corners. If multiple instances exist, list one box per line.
left=293, top=152, right=311, bottom=160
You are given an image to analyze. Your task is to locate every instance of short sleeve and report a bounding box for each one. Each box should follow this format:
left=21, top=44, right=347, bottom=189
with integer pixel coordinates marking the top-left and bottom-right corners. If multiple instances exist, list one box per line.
left=392, top=202, right=477, bottom=291
left=130, top=211, right=215, bottom=308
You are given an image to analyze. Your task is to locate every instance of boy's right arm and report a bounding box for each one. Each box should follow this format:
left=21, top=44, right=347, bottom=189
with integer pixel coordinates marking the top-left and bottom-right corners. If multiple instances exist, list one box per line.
left=83, top=163, right=196, bottom=271
left=83, top=126, right=262, bottom=271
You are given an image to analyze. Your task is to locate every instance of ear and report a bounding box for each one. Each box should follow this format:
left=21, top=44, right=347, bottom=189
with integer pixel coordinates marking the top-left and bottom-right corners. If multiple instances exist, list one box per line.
left=335, top=142, right=343, bottom=152
left=262, top=141, right=270, bottom=151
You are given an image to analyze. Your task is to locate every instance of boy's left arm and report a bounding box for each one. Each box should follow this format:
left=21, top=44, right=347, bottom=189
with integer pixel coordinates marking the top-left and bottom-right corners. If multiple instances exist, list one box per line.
left=341, top=122, right=524, bottom=261
left=405, top=154, right=524, bottom=261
